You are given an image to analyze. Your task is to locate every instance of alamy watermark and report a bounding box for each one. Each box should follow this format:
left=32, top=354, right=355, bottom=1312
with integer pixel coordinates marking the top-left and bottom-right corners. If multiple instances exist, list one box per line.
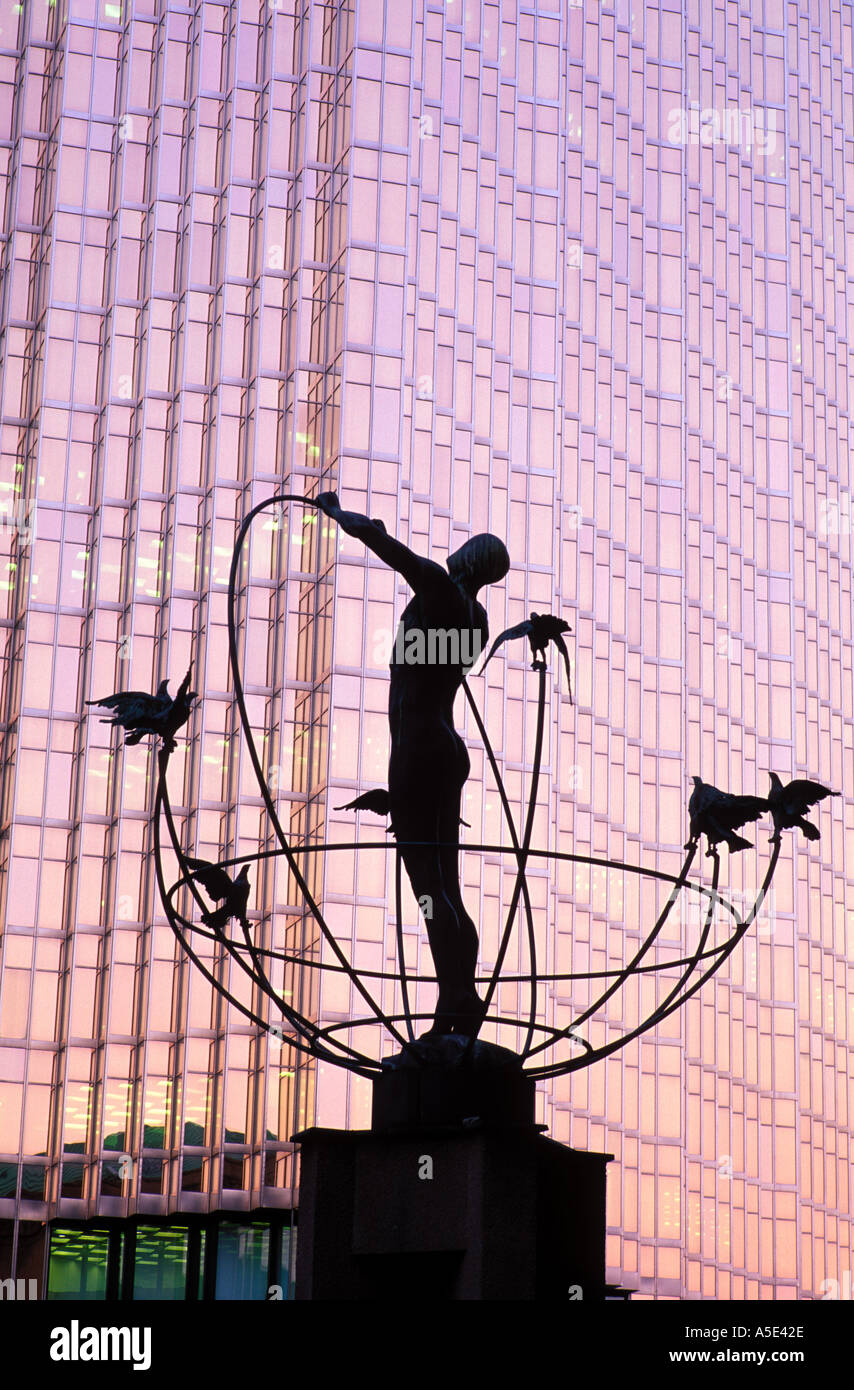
left=0, top=1277, right=38, bottom=1299
left=669, top=882, right=777, bottom=938
left=390, top=626, right=484, bottom=668
left=667, top=104, right=779, bottom=157
left=820, top=492, right=852, bottom=536
left=50, top=1321, right=151, bottom=1371
left=820, top=1273, right=853, bottom=1299
left=0, top=497, right=36, bottom=546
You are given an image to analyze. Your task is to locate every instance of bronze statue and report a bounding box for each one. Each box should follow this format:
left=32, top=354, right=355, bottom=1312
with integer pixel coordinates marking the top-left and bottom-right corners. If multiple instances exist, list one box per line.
left=315, top=491, right=510, bottom=1036
left=139, top=487, right=829, bottom=1093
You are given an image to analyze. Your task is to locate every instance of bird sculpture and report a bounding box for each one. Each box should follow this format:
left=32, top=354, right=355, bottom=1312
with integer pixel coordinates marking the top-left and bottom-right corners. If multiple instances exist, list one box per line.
left=86, top=669, right=197, bottom=752
left=336, top=789, right=394, bottom=818
left=185, top=858, right=251, bottom=930
left=335, top=788, right=469, bottom=834
left=767, top=773, right=837, bottom=844
left=686, top=776, right=769, bottom=857
left=478, top=612, right=573, bottom=703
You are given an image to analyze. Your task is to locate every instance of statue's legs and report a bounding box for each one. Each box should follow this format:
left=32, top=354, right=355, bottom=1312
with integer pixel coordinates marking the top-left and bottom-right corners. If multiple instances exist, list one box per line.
left=391, top=787, right=483, bottom=1036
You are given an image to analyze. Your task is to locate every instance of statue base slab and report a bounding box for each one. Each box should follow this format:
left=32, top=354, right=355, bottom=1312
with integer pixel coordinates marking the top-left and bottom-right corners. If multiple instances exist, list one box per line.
left=292, top=1122, right=614, bottom=1301
left=372, top=1033, right=535, bottom=1130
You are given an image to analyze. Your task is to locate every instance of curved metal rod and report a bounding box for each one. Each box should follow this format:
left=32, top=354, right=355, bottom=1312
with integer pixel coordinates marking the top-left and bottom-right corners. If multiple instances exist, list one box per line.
left=162, top=880, right=738, bottom=984
left=164, top=836, right=741, bottom=976
left=524, top=839, right=698, bottom=1061
left=164, top=839, right=734, bottom=1056
left=157, top=752, right=377, bottom=1073
left=152, top=751, right=379, bottom=1076
left=238, top=909, right=269, bottom=1001
left=161, top=809, right=753, bottom=1074
left=151, top=760, right=357, bottom=1066
left=155, top=745, right=326, bottom=1059
left=394, top=844, right=415, bottom=1043
left=639, top=838, right=782, bottom=1037
left=165, top=839, right=745, bottom=984
left=526, top=840, right=783, bottom=1080
left=460, top=675, right=539, bottom=1052
left=312, top=1010, right=572, bottom=1045
left=168, top=836, right=742, bottom=910
left=160, top=822, right=760, bottom=1082
left=155, top=767, right=303, bottom=1043
left=639, top=845, right=721, bottom=1033
left=226, top=491, right=415, bottom=1057
left=476, top=662, right=547, bottom=1045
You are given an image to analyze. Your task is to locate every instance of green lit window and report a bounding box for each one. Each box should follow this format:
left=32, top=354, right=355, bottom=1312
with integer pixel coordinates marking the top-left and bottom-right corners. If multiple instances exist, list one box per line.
left=44, top=1218, right=290, bottom=1300
left=47, top=1228, right=115, bottom=1301
left=132, top=1226, right=189, bottom=1301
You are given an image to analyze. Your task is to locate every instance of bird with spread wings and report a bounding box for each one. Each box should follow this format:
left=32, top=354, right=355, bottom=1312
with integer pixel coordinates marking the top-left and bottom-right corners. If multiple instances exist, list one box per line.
left=478, top=612, right=573, bottom=704
left=185, top=858, right=251, bottom=931
left=86, top=669, right=197, bottom=752
left=767, top=773, right=837, bottom=844
left=686, top=776, right=769, bottom=857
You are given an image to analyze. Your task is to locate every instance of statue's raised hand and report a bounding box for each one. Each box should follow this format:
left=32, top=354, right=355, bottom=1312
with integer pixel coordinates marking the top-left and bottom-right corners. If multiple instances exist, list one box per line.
left=314, top=490, right=341, bottom=516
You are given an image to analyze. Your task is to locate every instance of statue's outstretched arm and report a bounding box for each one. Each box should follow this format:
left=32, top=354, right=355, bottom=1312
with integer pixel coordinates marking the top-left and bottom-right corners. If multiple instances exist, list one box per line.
left=315, top=491, right=448, bottom=594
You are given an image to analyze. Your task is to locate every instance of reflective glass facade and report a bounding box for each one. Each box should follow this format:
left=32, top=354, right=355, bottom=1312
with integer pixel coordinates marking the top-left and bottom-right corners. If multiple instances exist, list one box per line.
left=0, top=0, right=851, bottom=1301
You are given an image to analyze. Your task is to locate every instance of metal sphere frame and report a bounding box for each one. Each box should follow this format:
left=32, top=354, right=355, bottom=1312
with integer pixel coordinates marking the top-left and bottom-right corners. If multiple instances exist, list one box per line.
left=152, top=493, right=783, bottom=1082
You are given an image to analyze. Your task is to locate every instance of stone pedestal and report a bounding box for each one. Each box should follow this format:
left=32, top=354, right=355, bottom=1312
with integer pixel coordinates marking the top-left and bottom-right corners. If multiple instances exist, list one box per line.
left=293, top=1123, right=612, bottom=1301
left=371, top=1036, right=536, bottom=1130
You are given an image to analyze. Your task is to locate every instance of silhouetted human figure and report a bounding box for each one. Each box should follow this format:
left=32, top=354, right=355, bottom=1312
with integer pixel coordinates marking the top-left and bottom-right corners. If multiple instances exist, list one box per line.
left=315, top=491, right=510, bottom=1036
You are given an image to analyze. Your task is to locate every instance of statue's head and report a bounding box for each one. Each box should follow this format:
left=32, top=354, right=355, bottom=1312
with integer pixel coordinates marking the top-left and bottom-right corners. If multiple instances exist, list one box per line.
left=447, top=533, right=511, bottom=595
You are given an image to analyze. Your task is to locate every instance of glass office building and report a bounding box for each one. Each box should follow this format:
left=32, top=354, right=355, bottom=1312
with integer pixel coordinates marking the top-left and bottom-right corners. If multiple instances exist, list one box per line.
left=0, top=0, right=851, bottom=1300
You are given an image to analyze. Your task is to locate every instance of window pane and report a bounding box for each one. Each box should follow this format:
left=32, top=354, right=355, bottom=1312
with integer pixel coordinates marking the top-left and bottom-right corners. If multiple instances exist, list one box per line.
left=132, top=1226, right=188, bottom=1301
left=215, top=1222, right=270, bottom=1300
left=47, top=1228, right=111, bottom=1301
